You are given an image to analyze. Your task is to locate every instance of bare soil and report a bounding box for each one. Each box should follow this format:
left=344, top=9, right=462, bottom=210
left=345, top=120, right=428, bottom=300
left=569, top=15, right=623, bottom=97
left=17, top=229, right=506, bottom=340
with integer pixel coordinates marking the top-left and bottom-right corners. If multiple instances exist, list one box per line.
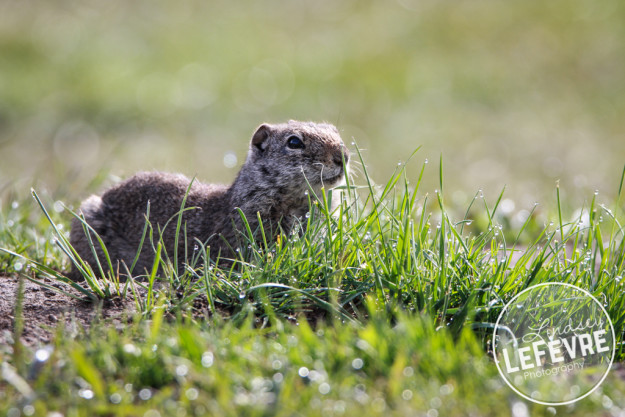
left=0, top=275, right=136, bottom=347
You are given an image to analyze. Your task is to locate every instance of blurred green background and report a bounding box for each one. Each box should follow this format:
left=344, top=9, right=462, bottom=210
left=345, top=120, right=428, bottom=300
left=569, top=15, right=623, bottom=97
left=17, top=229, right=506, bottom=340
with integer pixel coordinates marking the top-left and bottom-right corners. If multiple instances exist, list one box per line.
left=1, top=0, right=624, bottom=211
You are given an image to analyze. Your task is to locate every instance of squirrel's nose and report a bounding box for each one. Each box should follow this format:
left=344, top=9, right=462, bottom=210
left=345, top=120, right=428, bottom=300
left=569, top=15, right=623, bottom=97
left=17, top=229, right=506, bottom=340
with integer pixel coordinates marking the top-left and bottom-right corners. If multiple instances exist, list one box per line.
left=333, top=146, right=350, bottom=166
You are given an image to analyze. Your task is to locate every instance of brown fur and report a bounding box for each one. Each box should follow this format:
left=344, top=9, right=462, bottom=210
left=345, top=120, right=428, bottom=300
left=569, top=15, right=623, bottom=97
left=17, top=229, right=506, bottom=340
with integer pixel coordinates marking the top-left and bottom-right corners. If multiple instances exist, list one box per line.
left=68, top=121, right=349, bottom=280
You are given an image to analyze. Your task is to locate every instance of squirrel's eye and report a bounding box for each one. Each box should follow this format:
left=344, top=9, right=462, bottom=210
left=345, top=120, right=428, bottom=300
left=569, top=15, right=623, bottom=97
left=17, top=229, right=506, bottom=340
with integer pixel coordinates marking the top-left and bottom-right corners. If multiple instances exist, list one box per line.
left=286, top=135, right=304, bottom=149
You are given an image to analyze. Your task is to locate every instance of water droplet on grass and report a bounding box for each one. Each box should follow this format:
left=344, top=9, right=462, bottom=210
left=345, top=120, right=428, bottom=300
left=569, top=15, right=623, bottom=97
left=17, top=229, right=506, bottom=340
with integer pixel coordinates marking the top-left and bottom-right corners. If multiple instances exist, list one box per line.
left=35, top=348, right=51, bottom=362
left=53, top=201, right=64, bottom=213
left=176, top=364, right=188, bottom=377
left=202, top=352, right=214, bottom=367
left=298, top=367, right=309, bottom=377
left=123, top=343, right=140, bottom=356
left=138, top=388, right=152, bottom=400
left=319, top=383, right=331, bottom=395
left=79, top=389, right=94, bottom=400
left=186, top=388, right=199, bottom=401
left=351, top=358, right=364, bottom=370
left=402, top=389, right=413, bottom=400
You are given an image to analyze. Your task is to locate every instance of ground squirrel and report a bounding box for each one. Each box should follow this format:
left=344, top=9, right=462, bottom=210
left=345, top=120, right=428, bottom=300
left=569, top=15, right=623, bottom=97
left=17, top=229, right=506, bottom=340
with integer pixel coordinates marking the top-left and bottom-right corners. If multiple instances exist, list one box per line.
left=68, top=120, right=349, bottom=280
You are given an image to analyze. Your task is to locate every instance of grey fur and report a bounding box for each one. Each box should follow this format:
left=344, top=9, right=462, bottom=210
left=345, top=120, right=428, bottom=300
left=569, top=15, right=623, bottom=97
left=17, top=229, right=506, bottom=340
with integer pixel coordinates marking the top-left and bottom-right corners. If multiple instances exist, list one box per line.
left=68, top=121, right=349, bottom=280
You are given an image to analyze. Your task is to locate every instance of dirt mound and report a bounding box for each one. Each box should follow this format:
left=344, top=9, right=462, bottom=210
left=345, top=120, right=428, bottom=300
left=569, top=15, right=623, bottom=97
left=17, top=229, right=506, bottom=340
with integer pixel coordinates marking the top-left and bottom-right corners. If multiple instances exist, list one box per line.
left=0, top=276, right=136, bottom=347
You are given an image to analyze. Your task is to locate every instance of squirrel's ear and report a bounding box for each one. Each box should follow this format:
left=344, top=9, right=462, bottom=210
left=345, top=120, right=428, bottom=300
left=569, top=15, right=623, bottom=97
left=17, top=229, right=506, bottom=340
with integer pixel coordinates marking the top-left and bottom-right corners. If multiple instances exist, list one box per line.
left=251, top=124, right=271, bottom=153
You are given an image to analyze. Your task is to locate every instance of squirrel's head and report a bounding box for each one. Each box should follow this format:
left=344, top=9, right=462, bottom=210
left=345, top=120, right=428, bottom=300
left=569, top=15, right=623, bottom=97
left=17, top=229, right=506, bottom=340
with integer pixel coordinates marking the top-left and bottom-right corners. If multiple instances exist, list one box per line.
left=245, top=120, right=350, bottom=195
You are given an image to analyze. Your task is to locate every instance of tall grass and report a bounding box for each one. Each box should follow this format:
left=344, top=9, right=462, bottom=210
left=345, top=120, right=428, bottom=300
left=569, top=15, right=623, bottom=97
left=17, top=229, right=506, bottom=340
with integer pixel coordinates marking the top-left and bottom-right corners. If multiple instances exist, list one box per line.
left=1, top=149, right=625, bottom=415
left=1, top=148, right=623, bottom=357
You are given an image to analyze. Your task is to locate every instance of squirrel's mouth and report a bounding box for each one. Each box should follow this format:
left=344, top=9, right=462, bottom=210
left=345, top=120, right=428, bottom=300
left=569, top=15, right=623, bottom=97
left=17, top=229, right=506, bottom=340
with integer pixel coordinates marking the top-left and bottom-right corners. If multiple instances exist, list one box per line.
left=305, top=164, right=347, bottom=187
left=319, top=171, right=345, bottom=186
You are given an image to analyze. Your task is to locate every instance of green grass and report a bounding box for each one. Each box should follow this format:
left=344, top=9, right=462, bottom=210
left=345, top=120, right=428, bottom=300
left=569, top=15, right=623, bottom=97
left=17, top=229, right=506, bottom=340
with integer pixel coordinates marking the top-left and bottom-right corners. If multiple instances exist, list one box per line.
left=1, top=151, right=624, bottom=415
left=3, top=310, right=625, bottom=417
